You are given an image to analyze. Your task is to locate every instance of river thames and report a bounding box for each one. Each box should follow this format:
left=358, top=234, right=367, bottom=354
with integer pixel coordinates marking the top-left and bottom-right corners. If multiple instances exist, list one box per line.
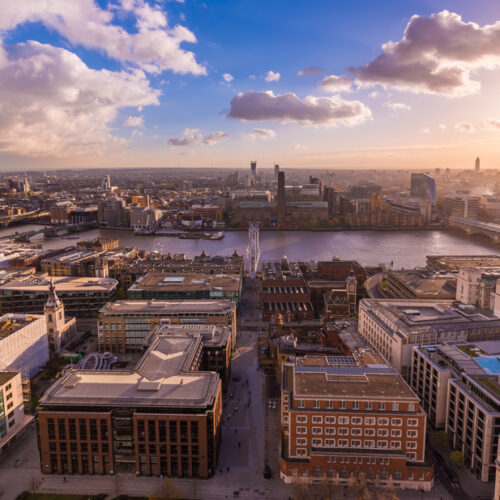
left=3, top=225, right=500, bottom=269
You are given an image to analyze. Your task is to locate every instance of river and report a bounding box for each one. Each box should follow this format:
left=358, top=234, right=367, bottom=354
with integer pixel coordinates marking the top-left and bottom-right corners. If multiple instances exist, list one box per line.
left=3, top=224, right=499, bottom=269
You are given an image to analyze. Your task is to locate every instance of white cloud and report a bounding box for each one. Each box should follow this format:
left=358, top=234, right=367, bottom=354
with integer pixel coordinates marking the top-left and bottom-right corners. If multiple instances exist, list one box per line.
left=420, top=128, right=431, bottom=134
left=123, top=115, right=145, bottom=128
left=264, top=70, right=280, bottom=82
left=227, top=90, right=372, bottom=126
left=222, top=73, right=234, bottom=83
left=438, top=123, right=447, bottom=130
left=0, top=41, right=159, bottom=157
left=168, top=128, right=228, bottom=146
left=485, top=118, right=500, bottom=130
left=455, top=121, right=475, bottom=133
left=245, top=128, right=276, bottom=141
left=368, top=91, right=380, bottom=98
left=298, top=67, right=325, bottom=77
left=0, top=0, right=206, bottom=75
left=294, top=144, right=309, bottom=151
left=351, top=10, right=500, bottom=96
left=318, top=75, right=353, bottom=92
left=131, top=129, right=143, bottom=138
left=384, top=101, right=411, bottom=111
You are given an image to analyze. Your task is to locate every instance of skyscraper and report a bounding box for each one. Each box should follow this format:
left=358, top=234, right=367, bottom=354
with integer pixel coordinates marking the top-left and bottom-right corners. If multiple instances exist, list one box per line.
left=475, top=156, right=480, bottom=172
left=277, top=171, right=285, bottom=222
left=410, top=173, right=436, bottom=206
left=274, top=164, right=279, bottom=177
left=250, top=161, right=257, bottom=178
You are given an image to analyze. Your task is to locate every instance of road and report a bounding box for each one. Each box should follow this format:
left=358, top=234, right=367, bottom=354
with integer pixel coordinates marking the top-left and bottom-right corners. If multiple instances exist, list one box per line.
left=365, top=273, right=388, bottom=299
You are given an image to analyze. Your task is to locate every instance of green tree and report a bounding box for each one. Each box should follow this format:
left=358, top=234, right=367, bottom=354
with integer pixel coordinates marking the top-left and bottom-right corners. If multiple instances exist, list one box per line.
left=116, top=286, right=127, bottom=300
left=450, top=450, right=465, bottom=466
left=434, top=430, right=450, bottom=449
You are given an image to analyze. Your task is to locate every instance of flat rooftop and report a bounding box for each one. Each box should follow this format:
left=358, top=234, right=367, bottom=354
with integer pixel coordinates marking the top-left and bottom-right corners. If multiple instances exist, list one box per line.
left=388, top=269, right=456, bottom=298
left=0, top=275, right=118, bottom=292
left=100, top=299, right=236, bottom=315
left=0, top=313, right=44, bottom=341
left=426, top=255, right=500, bottom=271
left=40, top=333, right=220, bottom=409
left=0, top=371, right=18, bottom=386
left=129, top=272, right=240, bottom=293
left=261, top=259, right=304, bottom=281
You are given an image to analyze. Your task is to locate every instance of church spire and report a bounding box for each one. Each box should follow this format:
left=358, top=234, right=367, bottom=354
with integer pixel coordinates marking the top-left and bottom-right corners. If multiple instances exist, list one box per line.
left=45, top=279, right=62, bottom=309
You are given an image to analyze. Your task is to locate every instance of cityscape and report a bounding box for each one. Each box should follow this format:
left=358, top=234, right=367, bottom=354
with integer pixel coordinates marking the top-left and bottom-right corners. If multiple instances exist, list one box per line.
left=1, top=2, right=500, bottom=500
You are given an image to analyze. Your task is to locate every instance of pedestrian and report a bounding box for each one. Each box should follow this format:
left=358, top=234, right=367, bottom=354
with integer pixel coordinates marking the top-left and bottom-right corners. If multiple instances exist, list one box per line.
left=227, top=466, right=230, bottom=472
left=238, top=442, right=241, bottom=448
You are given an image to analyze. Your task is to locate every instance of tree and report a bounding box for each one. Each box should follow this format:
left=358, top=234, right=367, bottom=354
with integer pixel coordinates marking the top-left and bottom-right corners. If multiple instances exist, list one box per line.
left=434, top=430, right=450, bottom=449
left=148, top=478, right=180, bottom=500
left=116, top=286, right=127, bottom=300
left=449, top=450, right=465, bottom=466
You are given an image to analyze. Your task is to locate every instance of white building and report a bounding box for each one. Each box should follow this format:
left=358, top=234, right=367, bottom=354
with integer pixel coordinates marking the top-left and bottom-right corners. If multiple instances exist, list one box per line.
left=0, top=371, right=33, bottom=454
left=130, top=206, right=162, bottom=228
left=0, top=313, right=48, bottom=378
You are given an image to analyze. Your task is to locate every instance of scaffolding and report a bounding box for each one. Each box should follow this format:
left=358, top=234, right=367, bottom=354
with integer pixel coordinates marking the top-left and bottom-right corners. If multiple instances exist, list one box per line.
left=246, top=222, right=261, bottom=279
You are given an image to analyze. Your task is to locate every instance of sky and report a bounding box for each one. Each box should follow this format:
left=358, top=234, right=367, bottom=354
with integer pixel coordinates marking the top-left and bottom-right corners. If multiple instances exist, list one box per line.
left=1, top=0, right=500, bottom=170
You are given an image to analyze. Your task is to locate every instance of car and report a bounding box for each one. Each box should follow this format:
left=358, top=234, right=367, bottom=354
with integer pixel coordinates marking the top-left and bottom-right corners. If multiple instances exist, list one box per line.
left=442, top=466, right=459, bottom=486
left=234, top=406, right=238, bottom=412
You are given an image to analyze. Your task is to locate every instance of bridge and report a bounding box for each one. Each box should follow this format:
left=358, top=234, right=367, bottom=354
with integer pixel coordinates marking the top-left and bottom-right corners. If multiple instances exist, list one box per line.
left=447, top=216, right=500, bottom=242
left=0, top=210, right=50, bottom=227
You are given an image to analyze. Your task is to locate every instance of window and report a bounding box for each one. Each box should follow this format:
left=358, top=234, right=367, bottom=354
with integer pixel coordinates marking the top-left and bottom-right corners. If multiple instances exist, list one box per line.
left=390, top=441, right=401, bottom=449
left=297, top=415, right=307, bottom=423
left=8, top=419, right=15, bottom=428
left=325, top=439, right=335, bottom=447
left=377, top=429, right=388, bottom=437
left=339, top=401, right=346, bottom=409
left=297, top=448, right=307, bottom=456
left=407, top=441, right=417, bottom=449
left=408, top=419, right=418, bottom=427
left=312, top=427, right=322, bottom=435
left=338, top=416, right=349, bottom=425
left=338, top=428, right=349, bottom=436
left=379, top=402, right=385, bottom=410
left=297, top=427, right=307, bottom=434
left=408, top=403, right=415, bottom=411
left=392, top=403, right=399, bottom=411
left=407, top=430, right=417, bottom=438
left=312, top=438, right=322, bottom=446
left=326, top=401, right=333, bottom=409
left=352, top=401, right=359, bottom=410
left=364, top=440, right=375, bottom=448
left=352, top=417, right=362, bottom=425
left=297, top=400, right=305, bottom=409
left=391, top=418, right=402, bottom=426
left=325, top=416, right=336, bottom=424
left=351, top=428, right=362, bottom=436
left=313, top=400, right=320, bottom=409
left=408, top=452, right=417, bottom=460
left=338, top=439, right=348, bottom=447
left=377, top=440, right=388, bottom=448
left=325, top=427, right=336, bottom=435
left=365, top=402, right=372, bottom=410
left=378, top=418, right=388, bottom=426
left=364, top=417, right=375, bottom=425
left=364, top=429, right=375, bottom=436
left=312, top=416, right=323, bottom=424
left=296, top=438, right=307, bottom=446
left=391, top=429, right=402, bottom=437
left=351, top=440, right=361, bottom=447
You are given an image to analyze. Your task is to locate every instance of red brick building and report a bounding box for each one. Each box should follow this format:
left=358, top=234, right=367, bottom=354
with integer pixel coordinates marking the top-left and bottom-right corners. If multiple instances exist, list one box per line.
left=280, top=354, right=433, bottom=490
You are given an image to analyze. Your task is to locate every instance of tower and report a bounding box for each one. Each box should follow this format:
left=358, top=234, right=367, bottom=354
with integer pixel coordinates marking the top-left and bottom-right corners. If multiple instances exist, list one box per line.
left=475, top=157, right=480, bottom=172
left=277, top=171, right=286, bottom=223
left=95, top=256, right=109, bottom=278
left=44, top=280, right=66, bottom=354
left=250, top=161, right=257, bottom=178
left=274, top=164, right=280, bottom=177
left=246, top=222, right=261, bottom=279
left=346, top=269, right=357, bottom=314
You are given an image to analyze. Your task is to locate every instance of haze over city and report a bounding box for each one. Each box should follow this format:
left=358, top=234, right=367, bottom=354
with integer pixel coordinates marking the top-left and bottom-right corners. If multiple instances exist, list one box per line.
left=1, top=0, right=500, bottom=169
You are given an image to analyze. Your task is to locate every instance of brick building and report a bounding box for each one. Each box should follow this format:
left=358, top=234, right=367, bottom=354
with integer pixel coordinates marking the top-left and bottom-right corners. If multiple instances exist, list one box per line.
left=37, top=332, right=222, bottom=478
left=280, top=354, right=433, bottom=490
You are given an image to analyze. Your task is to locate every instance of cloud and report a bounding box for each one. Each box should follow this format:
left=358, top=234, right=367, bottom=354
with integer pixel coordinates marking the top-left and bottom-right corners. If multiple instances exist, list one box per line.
left=368, top=91, right=380, bottom=99
left=245, top=128, right=276, bottom=141
left=384, top=101, right=411, bottom=111
left=318, top=75, right=353, bottom=92
left=485, top=118, right=500, bottom=130
left=227, top=90, right=372, bottom=126
left=420, top=128, right=431, bottom=134
left=0, top=0, right=206, bottom=75
left=222, top=73, right=234, bottom=83
left=297, top=67, right=325, bottom=77
left=455, top=121, right=475, bottom=133
left=265, top=70, right=280, bottom=82
left=123, top=115, right=145, bottom=127
left=294, top=144, right=309, bottom=151
left=438, top=123, right=447, bottom=130
left=350, top=10, right=500, bottom=96
left=0, top=41, right=159, bottom=157
left=203, top=131, right=229, bottom=145
left=131, top=129, right=143, bottom=138
left=168, top=128, right=228, bottom=146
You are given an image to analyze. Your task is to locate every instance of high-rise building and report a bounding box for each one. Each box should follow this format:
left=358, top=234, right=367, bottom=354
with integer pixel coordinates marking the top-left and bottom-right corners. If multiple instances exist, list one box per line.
left=410, top=173, right=436, bottom=206
left=250, top=161, right=257, bottom=178
left=101, top=174, right=111, bottom=191
left=443, top=194, right=480, bottom=219
left=475, top=157, right=480, bottom=172
left=274, top=164, right=279, bottom=177
left=277, top=171, right=285, bottom=222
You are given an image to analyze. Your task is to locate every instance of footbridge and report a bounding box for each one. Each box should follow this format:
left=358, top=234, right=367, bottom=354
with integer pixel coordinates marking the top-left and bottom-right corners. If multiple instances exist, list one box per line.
left=447, top=216, right=500, bottom=242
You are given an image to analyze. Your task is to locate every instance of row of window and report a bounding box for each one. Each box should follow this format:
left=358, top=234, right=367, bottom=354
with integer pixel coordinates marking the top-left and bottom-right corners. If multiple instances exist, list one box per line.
left=295, top=438, right=417, bottom=450
left=295, top=400, right=415, bottom=411
left=296, top=415, right=419, bottom=426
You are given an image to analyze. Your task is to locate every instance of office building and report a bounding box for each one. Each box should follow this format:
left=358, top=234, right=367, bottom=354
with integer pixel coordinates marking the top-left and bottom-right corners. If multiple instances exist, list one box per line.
left=426, top=255, right=500, bottom=272
left=358, top=299, right=500, bottom=378
left=130, top=207, right=162, bottom=228
left=274, top=164, right=280, bottom=177
left=37, top=331, right=222, bottom=477
left=456, top=266, right=500, bottom=313
left=128, top=272, right=242, bottom=303
left=443, top=194, right=480, bottom=219
left=0, top=314, right=48, bottom=378
left=68, top=206, right=98, bottom=225
left=277, top=171, right=285, bottom=223
left=98, top=198, right=130, bottom=227
left=280, top=354, right=433, bottom=490
left=476, top=157, right=481, bottom=173
left=98, top=300, right=236, bottom=353
left=410, top=173, right=436, bottom=206
left=411, top=340, right=500, bottom=482
left=250, top=161, right=257, bottom=178
left=385, top=269, right=456, bottom=300
left=0, top=371, right=33, bottom=454
left=0, top=275, right=118, bottom=317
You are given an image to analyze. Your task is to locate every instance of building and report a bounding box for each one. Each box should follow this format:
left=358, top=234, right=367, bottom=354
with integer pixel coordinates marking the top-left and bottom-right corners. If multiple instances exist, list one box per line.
left=0, top=275, right=118, bottom=317
left=151, top=323, right=231, bottom=389
left=77, top=238, right=119, bottom=252
left=68, top=206, right=98, bottom=225
left=277, top=171, right=285, bottom=223
left=274, top=164, right=280, bottom=177
left=98, top=198, right=130, bottom=227
left=280, top=354, right=433, bottom=490
left=44, top=281, right=77, bottom=354
left=128, top=272, right=242, bottom=303
left=98, top=300, right=237, bottom=353
left=41, top=249, right=103, bottom=276
left=410, top=173, right=436, bottom=206
left=385, top=269, right=456, bottom=300
left=412, top=340, right=500, bottom=482
left=260, top=259, right=314, bottom=321
left=358, top=299, right=500, bottom=378
left=50, top=202, right=75, bottom=224
left=0, top=371, right=33, bottom=454
left=101, top=174, right=111, bottom=191
left=426, top=255, right=500, bottom=272
left=37, top=329, right=222, bottom=477
left=456, top=266, right=500, bottom=312
left=476, top=157, right=481, bottom=173
left=443, top=194, right=481, bottom=219
left=130, top=206, right=162, bottom=228
left=250, top=160, right=257, bottom=178
left=0, top=313, right=48, bottom=378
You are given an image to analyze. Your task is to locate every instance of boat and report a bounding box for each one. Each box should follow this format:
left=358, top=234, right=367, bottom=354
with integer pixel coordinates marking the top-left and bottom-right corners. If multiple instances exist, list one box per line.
left=179, top=232, right=201, bottom=239
left=202, top=231, right=224, bottom=240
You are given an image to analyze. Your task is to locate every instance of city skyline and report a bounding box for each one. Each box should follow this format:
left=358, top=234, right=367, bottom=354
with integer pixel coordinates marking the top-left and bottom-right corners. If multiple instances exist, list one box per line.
left=1, top=0, right=500, bottom=170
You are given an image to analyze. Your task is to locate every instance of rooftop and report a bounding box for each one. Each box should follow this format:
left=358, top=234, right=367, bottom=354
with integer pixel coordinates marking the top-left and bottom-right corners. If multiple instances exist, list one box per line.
left=100, top=299, right=236, bottom=315
left=0, top=313, right=45, bottom=341
left=0, top=371, right=19, bottom=386
left=0, top=275, right=118, bottom=292
left=388, top=269, right=456, bottom=298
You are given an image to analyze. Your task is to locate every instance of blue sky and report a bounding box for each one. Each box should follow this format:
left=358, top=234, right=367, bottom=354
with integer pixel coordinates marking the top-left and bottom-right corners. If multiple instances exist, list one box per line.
left=1, top=0, right=500, bottom=169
